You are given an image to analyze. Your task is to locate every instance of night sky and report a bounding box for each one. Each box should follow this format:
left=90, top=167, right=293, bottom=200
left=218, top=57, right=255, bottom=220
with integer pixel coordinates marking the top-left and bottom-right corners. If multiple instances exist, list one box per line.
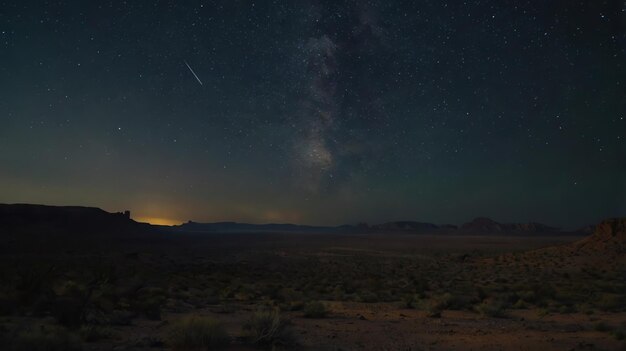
left=1, top=1, right=625, bottom=228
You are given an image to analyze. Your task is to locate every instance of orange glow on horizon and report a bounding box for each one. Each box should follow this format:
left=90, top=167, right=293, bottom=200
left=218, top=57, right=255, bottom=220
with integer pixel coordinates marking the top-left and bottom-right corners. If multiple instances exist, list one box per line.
left=133, top=217, right=182, bottom=226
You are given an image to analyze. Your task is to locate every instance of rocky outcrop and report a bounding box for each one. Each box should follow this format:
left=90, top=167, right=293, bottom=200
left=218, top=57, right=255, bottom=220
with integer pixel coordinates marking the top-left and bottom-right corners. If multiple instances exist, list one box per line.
left=573, top=218, right=626, bottom=254
left=0, top=204, right=143, bottom=235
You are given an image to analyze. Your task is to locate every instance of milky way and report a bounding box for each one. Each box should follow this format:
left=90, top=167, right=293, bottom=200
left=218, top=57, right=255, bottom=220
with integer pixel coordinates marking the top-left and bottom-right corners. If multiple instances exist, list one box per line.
left=291, top=3, right=390, bottom=192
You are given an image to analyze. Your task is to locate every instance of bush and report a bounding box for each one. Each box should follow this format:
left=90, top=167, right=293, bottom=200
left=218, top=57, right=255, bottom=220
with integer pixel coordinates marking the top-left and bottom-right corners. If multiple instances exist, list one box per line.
left=422, top=293, right=472, bottom=316
left=512, top=299, right=528, bottom=309
left=475, top=300, right=507, bottom=318
left=0, top=292, right=17, bottom=315
left=243, top=309, right=295, bottom=348
left=15, top=265, right=57, bottom=308
left=425, top=300, right=442, bottom=318
left=303, top=301, right=328, bottom=318
left=133, top=287, right=167, bottom=320
left=51, top=280, right=89, bottom=327
left=595, top=293, right=624, bottom=312
left=280, top=301, right=304, bottom=311
left=10, top=325, right=82, bottom=351
left=593, top=322, right=611, bottom=332
left=434, top=293, right=472, bottom=310
left=51, top=296, right=86, bottom=327
left=168, top=315, right=230, bottom=350
left=79, top=325, right=111, bottom=342
left=133, top=297, right=162, bottom=320
left=356, top=291, right=379, bottom=303
left=401, top=294, right=422, bottom=309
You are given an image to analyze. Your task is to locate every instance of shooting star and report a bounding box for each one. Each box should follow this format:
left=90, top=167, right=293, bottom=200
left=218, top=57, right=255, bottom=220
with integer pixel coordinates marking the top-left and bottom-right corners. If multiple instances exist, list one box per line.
left=184, top=60, right=203, bottom=86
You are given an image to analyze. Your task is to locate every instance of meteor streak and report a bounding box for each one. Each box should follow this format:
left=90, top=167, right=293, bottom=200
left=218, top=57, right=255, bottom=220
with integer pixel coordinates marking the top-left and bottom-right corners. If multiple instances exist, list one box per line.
left=184, top=60, right=203, bottom=86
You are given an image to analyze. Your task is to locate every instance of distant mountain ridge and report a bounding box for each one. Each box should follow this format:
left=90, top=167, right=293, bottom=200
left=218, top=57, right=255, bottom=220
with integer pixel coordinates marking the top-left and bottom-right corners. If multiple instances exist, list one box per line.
left=173, top=217, right=568, bottom=235
left=173, top=221, right=352, bottom=233
left=459, top=217, right=559, bottom=234
left=369, top=221, right=443, bottom=232
left=0, top=203, right=583, bottom=236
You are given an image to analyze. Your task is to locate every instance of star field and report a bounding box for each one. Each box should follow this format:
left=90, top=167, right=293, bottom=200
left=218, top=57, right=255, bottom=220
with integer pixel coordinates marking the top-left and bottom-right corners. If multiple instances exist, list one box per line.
left=0, top=1, right=624, bottom=227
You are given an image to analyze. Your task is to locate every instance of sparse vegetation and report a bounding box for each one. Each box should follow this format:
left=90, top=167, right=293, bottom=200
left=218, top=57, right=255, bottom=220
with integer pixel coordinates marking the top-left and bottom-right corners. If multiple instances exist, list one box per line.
left=243, top=309, right=295, bottom=348
left=168, top=315, right=229, bottom=350
left=9, top=325, right=82, bottom=351
left=594, top=321, right=610, bottom=332
left=303, top=301, right=328, bottom=318
left=0, top=223, right=623, bottom=350
left=475, top=300, right=507, bottom=318
left=79, top=325, right=111, bottom=342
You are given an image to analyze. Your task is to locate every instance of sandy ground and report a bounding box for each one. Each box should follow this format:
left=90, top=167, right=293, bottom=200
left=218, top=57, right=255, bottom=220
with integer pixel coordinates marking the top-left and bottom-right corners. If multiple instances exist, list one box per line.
left=2, top=233, right=623, bottom=350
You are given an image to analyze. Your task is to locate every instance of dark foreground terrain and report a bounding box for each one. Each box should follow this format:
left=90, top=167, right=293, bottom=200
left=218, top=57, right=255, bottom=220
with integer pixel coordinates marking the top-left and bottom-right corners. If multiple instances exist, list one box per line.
left=0, top=206, right=624, bottom=350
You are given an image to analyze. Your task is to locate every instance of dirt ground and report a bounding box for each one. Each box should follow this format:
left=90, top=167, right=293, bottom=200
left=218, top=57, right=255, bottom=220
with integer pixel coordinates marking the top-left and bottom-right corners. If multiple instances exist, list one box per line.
left=73, top=302, right=623, bottom=350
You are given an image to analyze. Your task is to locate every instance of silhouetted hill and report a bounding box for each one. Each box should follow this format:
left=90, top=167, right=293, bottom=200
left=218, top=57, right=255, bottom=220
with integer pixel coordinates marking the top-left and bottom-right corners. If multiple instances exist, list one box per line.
left=460, top=217, right=559, bottom=235
left=0, top=203, right=148, bottom=240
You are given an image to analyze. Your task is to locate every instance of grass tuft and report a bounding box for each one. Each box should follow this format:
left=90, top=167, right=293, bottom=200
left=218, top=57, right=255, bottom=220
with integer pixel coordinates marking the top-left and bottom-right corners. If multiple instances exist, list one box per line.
left=168, top=315, right=230, bottom=350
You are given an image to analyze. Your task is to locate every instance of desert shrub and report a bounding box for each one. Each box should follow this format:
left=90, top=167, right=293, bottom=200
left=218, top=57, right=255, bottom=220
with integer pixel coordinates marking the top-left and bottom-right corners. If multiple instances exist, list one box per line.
left=133, top=287, right=167, bottom=320
left=593, top=322, right=611, bottom=332
left=203, top=289, right=220, bottom=305
left=554, top=289, right=583, bottom=307
left=612, top=328, right=625, bottom=340
left=15, top=265, right=57, bottom=307
left=425, top=300, right=442, bottom=318
left=331, top=286, right=346, bottom=300
left=303, top=301, right=328, bottom=318
left=10, top=325, right=82, bottom=351
left=594, top=293, right=624, bottom=312
left=51, top=281, right=90, bottom=327
left=107, top=309, right=134, bottom=325
left=516, top=290, right=536, bottom=303
left=243, top=309, right=295, bottom=348
left=442, top=293, right=473, bottom=310
left=376, top=290, right=395, bottom=302
left=558, top=304, right=576, bottom=314
left=280, top=301, right=304, bottom=311
left=531, top=283, right=556, bottom=305
left=89, top=286, right=117, bottom=314
left=0, top=292, right=17, bottom=315
left=133, top=297, right=162, bottom=320
left=475, top=287, right=487, bottom=301
left=512, top=299, right=528, bottom=309
left=356, top=291, right=379, bottom=303
left=168, top=315, right=229, bottom=350
left=411, top=277, right=428, bottom=295
left=475, top=300, right=507, bottom=318
left=216, top=302, right=236, bottom=314
left=278, top=287, right=303, bottom=303
left=401, top=294, right=422, bottom=309
left=428, top=293, right=472, bottom=311
left=79, top=325, right=111, bottom=342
